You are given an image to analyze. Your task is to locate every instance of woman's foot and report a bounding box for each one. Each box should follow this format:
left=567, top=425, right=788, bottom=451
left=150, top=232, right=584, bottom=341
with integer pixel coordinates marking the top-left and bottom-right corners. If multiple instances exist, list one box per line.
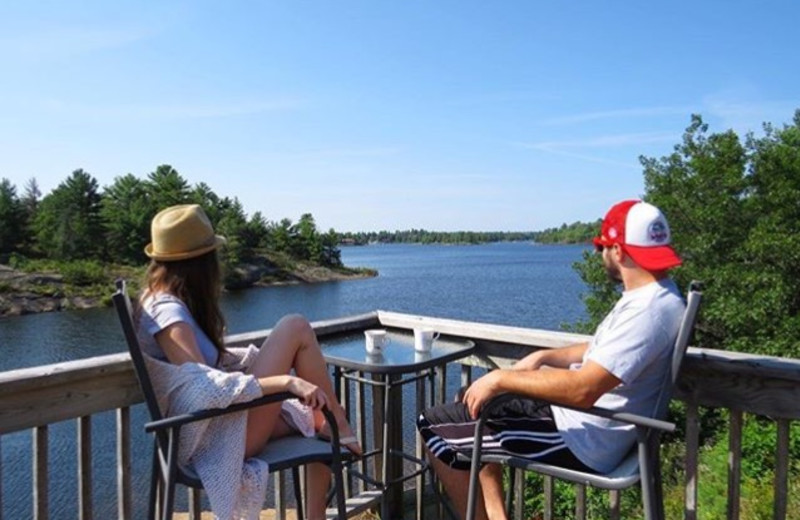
left=318, top=419, right=362, bottom=456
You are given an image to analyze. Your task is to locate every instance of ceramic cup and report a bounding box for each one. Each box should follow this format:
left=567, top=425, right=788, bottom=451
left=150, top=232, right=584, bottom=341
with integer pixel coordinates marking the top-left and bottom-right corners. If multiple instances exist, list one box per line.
left=364, top=329, right=389, bottom=356
left=414, top=328, right=439, bottom=352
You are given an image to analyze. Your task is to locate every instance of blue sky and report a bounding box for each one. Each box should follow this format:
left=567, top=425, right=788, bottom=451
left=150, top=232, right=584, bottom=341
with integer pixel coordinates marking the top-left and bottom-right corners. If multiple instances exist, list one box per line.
left=1, top=2, right=798, bottom=232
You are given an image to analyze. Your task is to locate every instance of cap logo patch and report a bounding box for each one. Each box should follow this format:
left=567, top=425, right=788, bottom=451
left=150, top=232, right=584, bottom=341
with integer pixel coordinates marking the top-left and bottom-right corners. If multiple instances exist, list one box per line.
left=608, top=228, right=618, bottom=239
left=649, top=221, right=668, bottom=243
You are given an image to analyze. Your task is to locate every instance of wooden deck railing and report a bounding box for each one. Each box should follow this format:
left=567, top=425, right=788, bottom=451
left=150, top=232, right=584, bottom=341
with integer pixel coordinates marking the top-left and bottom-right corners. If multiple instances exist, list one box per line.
left=1, top=310, right=798, bottom=519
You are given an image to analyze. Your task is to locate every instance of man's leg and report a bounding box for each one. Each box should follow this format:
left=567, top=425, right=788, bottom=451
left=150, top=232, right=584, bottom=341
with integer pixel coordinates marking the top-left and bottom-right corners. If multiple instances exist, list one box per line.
left=427, top=447, right=507, bottom=520
left=427, top=445, right=487, bottom=520
left=480, top=463, right=507, bottom=520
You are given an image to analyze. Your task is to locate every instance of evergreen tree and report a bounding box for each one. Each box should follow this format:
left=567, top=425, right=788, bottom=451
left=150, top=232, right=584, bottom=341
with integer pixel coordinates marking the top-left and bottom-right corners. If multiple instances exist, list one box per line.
left=34, top=169, right=103, bottom=260
left=0, top=179, right=25, bottom=256
left=146, top=165, right=190, bottom=211
left=101, top=174, right=152, bottom=264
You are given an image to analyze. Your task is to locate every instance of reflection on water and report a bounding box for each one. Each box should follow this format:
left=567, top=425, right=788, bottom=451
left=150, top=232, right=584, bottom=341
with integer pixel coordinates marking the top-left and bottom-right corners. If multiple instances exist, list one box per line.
left=0, top=243, right=590, bottom=517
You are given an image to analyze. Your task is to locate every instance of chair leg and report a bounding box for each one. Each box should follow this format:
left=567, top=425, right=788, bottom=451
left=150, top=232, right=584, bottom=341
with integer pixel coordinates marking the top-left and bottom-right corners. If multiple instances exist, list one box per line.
left=292, top=467, right=304, bottom=520
left=148, top=448, right=160, bottom=520
left=638, top=433, right=666, bottom=520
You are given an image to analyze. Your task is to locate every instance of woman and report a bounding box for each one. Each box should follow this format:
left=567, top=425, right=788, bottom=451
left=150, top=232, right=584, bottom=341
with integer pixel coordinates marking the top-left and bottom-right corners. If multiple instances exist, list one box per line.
left=137, top=204, right=360, bottom=520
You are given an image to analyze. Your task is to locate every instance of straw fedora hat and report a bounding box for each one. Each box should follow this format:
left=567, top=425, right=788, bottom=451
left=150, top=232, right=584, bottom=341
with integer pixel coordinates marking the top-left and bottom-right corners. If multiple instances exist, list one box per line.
left=145, top=204, right=226, bottom=261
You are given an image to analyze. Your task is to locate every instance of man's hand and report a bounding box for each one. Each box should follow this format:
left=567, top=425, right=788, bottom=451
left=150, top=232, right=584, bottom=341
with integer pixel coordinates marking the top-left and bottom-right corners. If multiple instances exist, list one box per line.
left=462, top=370, right=504, bottom=419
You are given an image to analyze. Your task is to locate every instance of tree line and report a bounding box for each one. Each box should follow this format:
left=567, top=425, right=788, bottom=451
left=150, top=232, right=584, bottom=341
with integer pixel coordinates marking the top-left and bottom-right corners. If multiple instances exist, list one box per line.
left=0, top=165, right=343, bottom=270
left=339, top=229, right=539, bottom=245
left=338, top=226, right=598, bottom=246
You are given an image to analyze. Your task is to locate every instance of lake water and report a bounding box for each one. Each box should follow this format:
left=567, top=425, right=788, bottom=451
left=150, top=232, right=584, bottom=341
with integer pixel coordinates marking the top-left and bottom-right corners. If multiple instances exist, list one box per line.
left=0, top=242, right=590, bottom=518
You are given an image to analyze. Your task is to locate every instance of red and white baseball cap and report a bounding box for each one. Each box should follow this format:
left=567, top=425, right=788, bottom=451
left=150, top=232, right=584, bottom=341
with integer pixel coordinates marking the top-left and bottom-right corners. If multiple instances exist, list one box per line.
left=593, top=200, right=682, bottom=271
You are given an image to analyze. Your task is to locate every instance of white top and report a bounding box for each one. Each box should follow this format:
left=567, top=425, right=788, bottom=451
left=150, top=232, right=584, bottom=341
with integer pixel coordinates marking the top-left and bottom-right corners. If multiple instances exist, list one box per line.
left=138, top=292, right=220, bottom=366
left=552, top=279, right=685, bottom=473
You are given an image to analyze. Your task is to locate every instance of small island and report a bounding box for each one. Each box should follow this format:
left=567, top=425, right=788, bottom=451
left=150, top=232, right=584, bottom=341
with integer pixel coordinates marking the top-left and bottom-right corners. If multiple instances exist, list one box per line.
left=0, top=166, right=376, bottom=318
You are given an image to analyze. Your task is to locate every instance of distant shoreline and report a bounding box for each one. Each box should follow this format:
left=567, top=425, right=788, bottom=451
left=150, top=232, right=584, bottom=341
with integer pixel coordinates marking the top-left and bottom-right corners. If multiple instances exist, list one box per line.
left=0, top=263, right=377, bottom=319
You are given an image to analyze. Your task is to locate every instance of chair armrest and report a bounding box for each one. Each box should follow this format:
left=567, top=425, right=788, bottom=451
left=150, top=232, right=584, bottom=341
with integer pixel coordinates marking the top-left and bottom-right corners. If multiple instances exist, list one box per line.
left=480, top=393, right=675, bottom=433
left=145, top=391, right=300, bottom=433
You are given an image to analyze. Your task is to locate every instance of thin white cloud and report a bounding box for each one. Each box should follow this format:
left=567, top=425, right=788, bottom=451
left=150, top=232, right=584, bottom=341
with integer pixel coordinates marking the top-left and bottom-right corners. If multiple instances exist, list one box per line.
left=304, top=147, right=401, bottom=158
left=701, top=96, right=799, bottom=134
left=526, top=147, right=640, bottom=169
left=540, top=106, right=695, bottom=125
left=1, top=25, right=157, bottom=61
left=38, top=98, right=304, bottom=121
left=520, top=131, right=677, bottom=150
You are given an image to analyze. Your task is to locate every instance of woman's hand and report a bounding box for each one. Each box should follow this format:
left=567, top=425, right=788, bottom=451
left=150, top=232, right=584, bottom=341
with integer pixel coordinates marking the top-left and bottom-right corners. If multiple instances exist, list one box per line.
left=286, top=376, right=328, bottom=410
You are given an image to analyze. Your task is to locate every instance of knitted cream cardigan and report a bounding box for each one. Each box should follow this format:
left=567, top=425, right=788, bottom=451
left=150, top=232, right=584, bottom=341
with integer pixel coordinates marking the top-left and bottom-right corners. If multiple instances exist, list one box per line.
left=144, top=346, right=313, bottom=520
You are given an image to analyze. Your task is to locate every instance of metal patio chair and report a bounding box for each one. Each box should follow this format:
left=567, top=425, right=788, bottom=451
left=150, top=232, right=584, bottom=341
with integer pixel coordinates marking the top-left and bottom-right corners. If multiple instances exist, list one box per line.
left=113, top=280, right=351, bottom=520
left=463, top=281, right=703, bottom=520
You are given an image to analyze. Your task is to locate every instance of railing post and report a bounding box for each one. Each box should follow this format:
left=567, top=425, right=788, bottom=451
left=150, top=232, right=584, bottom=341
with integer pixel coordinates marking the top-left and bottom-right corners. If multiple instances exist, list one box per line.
left=609, top=489, right=621, bottom=520
left=774, top=419, right=789, bottom=520
left=727, top=410, right=742, bottom=520
left=575, top=483, right=586, bottom=520
left=78, top=416, right=93, bottom=520
left=0, top=435, right=4, bottom=520
left=685, top=404, right=699, bottom=520
left=355, top=371, right=367, bottom=494
left=415, top=373, right=426, bottom=520
left=543, top=475, right=553, bottom=520
left=33, top=425, right=48, bottom=520
left=511, top=468, right=524, bottom=519
left=116, top=407, right=131, bottom=520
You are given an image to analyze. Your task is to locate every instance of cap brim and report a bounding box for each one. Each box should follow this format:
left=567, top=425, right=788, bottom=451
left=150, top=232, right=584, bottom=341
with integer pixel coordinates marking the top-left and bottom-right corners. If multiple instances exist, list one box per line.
left=624, top=244, right=682, bottom=271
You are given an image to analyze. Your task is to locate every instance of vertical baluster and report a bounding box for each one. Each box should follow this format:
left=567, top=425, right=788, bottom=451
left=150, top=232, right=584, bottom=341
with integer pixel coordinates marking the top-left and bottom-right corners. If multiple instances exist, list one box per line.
left=33, top=425, right=48, bottom=520
left=188, top=489, right=201, bottom=519
left=435, top=365, right=448, bottom=520
left=0, top=435, right=4, bottom=520
left=298, top=466, right=306, bottom=518
left=415, top=373, right=426, bottom=520
left=333, top=366, right=342, bottom=402
left=461, top=364, right=472, bottom=390
left=575, top=483, right=586, bottom=520
left=685, top=404, right=699, bottom=520
left=774, top=419, right=789, bottom=520
left=543, top=475, right=553, bottom=520
left=341, top=371, right=351, bottom=498
left=437, top=364, right=447, bottom=405
left=78, top=416, right=93, bottom=520
left=355, top=371, right=367, bottom=494
left=609, top=489, right=620, bottom=520
left=275, top=472, right=286, bottom=520
left=512, top=468, right=524, bottom=520
left=727, top=410, right=742, bottom=520
left=117, top=407, right=131, bottom=520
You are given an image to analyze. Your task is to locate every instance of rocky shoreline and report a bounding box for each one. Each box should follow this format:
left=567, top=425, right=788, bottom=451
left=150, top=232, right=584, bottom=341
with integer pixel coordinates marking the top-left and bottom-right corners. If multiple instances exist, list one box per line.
left=0, top=262, right=376, bottom=318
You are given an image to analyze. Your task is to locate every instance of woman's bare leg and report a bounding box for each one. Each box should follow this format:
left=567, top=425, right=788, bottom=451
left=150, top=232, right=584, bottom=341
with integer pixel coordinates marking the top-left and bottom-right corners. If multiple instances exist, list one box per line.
left=305, top=462, right=332, bottom=520
left=244, top=314, right=359, bottom=456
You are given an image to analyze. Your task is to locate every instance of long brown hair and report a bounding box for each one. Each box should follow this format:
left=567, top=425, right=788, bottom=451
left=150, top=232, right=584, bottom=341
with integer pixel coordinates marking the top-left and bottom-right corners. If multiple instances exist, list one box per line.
left=143, top=250, right=227, bottom=353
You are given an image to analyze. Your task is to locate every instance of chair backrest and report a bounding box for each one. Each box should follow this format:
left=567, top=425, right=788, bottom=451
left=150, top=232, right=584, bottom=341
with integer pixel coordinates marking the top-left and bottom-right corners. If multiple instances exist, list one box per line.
left=112, top=279, right=165, bottom=423
left=653, top=280, right=703, bottom=421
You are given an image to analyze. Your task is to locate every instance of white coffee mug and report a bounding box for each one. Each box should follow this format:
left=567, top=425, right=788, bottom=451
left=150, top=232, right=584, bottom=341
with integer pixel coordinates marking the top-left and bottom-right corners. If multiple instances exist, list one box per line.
left=364, top=329, right=389, bottom=355
left=414, top=328, right=439, bottom=352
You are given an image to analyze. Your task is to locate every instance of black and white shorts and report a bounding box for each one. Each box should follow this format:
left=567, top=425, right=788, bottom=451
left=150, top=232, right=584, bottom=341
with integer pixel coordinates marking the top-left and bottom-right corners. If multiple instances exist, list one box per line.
left=417, top=397, right=593, bottom=472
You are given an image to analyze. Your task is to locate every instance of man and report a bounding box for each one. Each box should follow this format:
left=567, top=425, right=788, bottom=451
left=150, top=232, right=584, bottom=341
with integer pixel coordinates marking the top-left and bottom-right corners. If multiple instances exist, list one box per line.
left=417, top=200, right=686, bottom=520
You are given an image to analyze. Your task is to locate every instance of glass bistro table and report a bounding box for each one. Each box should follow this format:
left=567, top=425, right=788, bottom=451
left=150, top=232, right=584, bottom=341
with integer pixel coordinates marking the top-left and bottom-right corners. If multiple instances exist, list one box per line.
left=322, top=330, right=476, bottom=520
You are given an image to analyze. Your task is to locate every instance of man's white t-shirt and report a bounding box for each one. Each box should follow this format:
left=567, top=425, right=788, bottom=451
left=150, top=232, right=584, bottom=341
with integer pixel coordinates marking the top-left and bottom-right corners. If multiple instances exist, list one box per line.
left=551, top=279, right=685, bottom=473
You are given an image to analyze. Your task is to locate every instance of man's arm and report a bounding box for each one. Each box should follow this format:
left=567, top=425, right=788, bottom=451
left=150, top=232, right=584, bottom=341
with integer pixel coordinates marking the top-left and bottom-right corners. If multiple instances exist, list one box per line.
left=462, top=360, right=621, bottom=419
left=512, top=342, right=589, bottom=371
